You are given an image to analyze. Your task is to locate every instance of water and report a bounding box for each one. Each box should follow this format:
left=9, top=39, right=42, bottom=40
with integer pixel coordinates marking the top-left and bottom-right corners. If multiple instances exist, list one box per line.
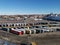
left=0, top=39, right=19, bottom=45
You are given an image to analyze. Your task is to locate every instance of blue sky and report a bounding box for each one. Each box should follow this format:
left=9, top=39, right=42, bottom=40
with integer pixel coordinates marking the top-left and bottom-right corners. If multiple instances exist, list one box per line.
left=0, top=0, right=60, bottom=15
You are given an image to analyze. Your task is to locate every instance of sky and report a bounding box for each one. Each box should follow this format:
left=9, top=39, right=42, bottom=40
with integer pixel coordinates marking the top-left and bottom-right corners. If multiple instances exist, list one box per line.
left=0, top=0, right=60, bottom=15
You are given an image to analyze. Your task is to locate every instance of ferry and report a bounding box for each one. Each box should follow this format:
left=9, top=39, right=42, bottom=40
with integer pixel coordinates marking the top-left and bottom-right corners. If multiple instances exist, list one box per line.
left=43, top=14, right=60, bottom=21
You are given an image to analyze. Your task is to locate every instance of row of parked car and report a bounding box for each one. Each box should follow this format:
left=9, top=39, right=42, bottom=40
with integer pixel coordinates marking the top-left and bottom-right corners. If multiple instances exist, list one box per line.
left=0, top=25, right=60, bottom=35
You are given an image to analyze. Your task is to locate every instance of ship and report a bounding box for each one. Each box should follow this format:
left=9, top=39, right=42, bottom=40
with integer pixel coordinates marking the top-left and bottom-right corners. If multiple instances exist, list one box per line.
left=43, top=14, right=60, bottom=21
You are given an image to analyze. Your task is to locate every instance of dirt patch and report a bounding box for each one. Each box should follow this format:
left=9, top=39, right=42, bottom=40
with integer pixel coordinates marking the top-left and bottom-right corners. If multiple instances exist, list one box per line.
left=0, top=30, right=60, bottom=45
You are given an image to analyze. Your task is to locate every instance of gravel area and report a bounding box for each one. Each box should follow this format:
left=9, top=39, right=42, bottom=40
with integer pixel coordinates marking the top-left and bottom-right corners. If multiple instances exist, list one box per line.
left=0, top=30, right=60, bottom=45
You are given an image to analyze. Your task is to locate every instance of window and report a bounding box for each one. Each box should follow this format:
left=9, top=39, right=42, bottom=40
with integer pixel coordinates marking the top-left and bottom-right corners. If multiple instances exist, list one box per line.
left=3, top=25, right=5, bottom=27
left=0, top=25, right=2, bottom=27
left=12, top=24, right=14, bottom=26
left=6, top=24, right=8, bottom=27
